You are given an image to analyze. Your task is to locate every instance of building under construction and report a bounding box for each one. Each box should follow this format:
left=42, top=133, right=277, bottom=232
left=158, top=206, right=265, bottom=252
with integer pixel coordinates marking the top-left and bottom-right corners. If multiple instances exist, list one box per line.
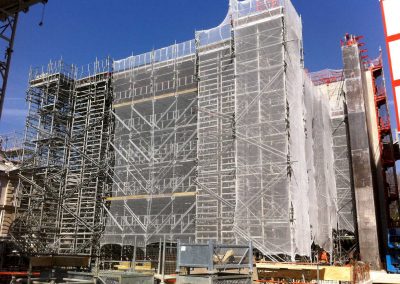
left=0, top=133, right=23, bottom=271
left=11, top=60, right=113, bottom=257
left=104, top=0, right=343, bottom=262
left=3, top=0, right=400, bottom=277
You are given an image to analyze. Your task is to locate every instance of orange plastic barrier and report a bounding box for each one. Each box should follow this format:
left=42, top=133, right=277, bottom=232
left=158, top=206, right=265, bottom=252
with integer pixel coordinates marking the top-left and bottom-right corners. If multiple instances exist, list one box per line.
left=0, top=272, right=40, bottom=276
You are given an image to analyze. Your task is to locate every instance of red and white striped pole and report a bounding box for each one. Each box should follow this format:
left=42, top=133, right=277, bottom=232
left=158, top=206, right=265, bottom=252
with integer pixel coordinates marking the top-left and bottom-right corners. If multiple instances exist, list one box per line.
left=380, top=0, right=400, bottom=132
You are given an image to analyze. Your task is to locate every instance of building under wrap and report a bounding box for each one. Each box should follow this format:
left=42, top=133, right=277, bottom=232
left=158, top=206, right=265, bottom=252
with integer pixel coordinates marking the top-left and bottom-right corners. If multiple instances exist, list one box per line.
left=102, top=0, right=338, bottom=260
left=310, top=69, right=357, bottom=257
left=11, top=0, right=343, bottom=262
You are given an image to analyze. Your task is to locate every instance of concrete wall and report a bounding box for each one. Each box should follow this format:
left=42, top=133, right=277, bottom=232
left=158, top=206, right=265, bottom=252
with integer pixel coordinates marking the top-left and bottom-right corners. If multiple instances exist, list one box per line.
left=0, top=169, right=17, bottom=239
left=342, top=43, right=381, bottom=269
left=362, top=70, right=388, bottom=260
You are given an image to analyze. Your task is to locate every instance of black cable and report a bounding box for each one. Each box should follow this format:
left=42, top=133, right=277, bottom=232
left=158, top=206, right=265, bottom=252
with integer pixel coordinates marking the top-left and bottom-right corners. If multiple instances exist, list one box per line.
left=39, top=2, right=46, bottom=26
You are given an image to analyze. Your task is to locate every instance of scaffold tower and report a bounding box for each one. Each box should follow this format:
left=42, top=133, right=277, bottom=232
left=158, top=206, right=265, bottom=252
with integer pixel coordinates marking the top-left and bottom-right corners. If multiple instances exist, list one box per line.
left=11, top=60, right=113, bottom=257
left=101, top=0, right=338, bottom=262
left=11, top=61, right=75, bottom=254
left=58, top=62, right=113, bottom=256
left=102, top=41, right=198, bottom=249
left=10, top=0, right=341, bottom=263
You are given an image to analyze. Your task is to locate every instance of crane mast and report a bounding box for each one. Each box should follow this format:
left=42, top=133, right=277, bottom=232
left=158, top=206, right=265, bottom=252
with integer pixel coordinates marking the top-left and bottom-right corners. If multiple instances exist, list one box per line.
left=0, top=0, right=47, bottom=118
left=380, top=0, right=400, bottom=132
left=380, top=0, right=400, bottom=273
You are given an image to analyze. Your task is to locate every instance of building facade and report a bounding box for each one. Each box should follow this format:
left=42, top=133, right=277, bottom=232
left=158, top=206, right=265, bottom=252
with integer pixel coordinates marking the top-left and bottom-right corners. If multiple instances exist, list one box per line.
left=16, top=0, right=398, bottom=268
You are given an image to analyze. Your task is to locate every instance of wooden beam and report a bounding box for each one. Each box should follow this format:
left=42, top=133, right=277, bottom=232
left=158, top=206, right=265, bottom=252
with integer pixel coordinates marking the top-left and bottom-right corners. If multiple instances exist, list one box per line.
left=106, top=191, right=197, bottom=201
left=256, top=263, right=354, bottom=282
left=114, top=88, right=197, bottom=108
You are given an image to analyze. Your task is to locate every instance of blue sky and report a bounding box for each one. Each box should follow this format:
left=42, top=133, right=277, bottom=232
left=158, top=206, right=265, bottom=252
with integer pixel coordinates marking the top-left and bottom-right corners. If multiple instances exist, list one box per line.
left=0, top=0, right=392, bottom=134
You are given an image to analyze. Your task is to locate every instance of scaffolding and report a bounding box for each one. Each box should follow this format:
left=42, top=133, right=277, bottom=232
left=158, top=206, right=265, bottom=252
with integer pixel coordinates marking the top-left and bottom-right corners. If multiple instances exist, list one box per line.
left=196, top=40, right=236, bottom=244
left=306, top=75, right=337, bottom=253
left=58, top=62, right=113, bottom=255
left=102, top=0, right=338, bottom=262
left=232, top=0, right=312, bottom=259
left=102, top=41, right=198, bottom=250
left=11, top=60, right=113, bottom=256
left=328, top=82, right=357, bottom=261
left=11, top=62, right=75, bottom=255
left=10, top=0, right=341, bottom=263
left=310, top=69, right=357, bottom=261
left=0, top=1, right=49, bottom=117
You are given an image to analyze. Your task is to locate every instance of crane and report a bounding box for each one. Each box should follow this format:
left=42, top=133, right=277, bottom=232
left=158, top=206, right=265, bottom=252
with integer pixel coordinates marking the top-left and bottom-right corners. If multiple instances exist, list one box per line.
left=0, top=0, right=47, bottom=118
left=380, top=0, right=400, bottom=273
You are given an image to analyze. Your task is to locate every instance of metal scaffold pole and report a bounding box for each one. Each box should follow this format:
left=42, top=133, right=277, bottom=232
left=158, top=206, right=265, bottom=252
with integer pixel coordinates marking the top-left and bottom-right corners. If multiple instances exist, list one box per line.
left=10, top=59, right=113, bottom=260
left=0, top=12, right=18, bottom=118
left=102, top=40, right=197, bottom=272
left=7, top=0, right=343, bottom=269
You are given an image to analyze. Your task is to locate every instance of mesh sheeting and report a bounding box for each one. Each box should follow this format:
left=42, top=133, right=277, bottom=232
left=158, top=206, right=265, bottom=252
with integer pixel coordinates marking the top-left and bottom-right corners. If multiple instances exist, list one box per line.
left=233, top=3, right=290, bottom=256
left=113, top=40, right=196, bottom=72
left=320, top=81, right=355, bottom=233
left=102, top=49, right=198, bottom=247
left=197, top=0, right=285, bottom=47
left=102, top=0, right=340, bottom=258
left=197, top=12, right=231, bottom=47
left=304, top=75, right=318, bottom=246
left=309, top=69, right=344, bottom=86
left=285, top=0, right=314, bottom=257
left=196, top=42, right=236, bottom=243
left=233, top=0, right=313, bottom=258
left=305, top=76, right=338, bottom=252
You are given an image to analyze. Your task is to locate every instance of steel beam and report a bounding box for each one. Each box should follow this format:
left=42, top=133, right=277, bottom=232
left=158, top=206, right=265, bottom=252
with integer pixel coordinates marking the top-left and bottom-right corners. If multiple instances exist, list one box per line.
left=0, top=12, right=18, bottom=118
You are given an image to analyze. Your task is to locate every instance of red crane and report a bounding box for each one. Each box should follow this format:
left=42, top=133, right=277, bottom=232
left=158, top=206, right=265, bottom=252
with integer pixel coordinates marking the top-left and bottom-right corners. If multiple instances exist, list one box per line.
left=380, top=0, right=400, bottom=132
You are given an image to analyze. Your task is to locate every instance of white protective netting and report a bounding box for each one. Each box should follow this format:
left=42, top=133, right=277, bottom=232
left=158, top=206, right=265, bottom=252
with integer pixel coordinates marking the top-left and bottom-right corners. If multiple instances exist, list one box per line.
left=232, top=0, right=337, bottom=258
left=197, top=0, right=285, bottom=47
left=304, top=74, right=318, bottom=247
left=102, top=41, right=198, bottom=248
left=309, top=70, right=355, bottom=234
left=102, top=0, right=339, bottom=259
left=232, top=0, right=310, bottom=258
left=195, top=41, right=237, bottom=244
left=304, top=74, right=338, bottom=253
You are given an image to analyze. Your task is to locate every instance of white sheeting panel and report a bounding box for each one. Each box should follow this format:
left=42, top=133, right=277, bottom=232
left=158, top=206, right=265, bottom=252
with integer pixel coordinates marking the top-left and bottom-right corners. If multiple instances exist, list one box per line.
left=396, top=87, right=400, bottom=119
left=383, top=0, right=400, bottom=37
left=389, top=39, right=400, bottom=81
